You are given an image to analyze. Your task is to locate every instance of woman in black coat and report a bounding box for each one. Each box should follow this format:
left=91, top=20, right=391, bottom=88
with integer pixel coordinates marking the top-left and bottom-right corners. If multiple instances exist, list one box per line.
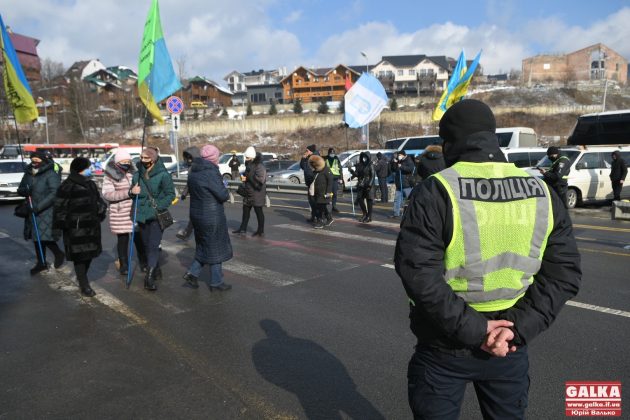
left=182, top=145, right=233, bottom=291
left=349, top=151, right=375, bottom=223
left=54, top=157, right=106, bottom=297
left=416, top=144, right=446, bottom=181
left=17, top=151, right=65, bottom=275
left=233, top=146, right=267, bottom=236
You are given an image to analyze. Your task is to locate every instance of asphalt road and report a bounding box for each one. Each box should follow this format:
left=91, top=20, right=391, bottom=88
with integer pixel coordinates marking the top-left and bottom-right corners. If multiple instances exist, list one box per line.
left=0, top=192, right=629, bottom=419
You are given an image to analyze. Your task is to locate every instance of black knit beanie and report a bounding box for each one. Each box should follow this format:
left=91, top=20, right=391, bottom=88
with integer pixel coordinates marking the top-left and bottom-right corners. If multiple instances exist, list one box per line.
left=439, top=99, right=496, bottom=165
left=70, top=157, right=91, bottom=173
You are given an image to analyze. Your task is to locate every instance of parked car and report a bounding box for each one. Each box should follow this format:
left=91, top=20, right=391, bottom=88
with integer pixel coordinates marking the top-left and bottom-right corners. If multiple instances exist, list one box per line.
left=526, top=146, right=630, bottom=208
left=264, top=160, right=297, bottom=173
left=166, top=161, right=189, bottom=177
left=0, top=159, right=28, bottom=201
left=266, top=161, right=304, bottom=184
left=218, top=152, right=277, bottom=179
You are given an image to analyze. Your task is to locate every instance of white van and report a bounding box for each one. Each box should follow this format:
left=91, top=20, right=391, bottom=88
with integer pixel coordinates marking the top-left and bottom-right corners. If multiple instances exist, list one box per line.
left=501, top=147, right=548, bottom=168
left=527, top=146, right=630, bottom=208
left=218, top=152, right=277, bottom=179
left=495, top=127, right=537, bottom=148
left=338, top=149, right=396, bottom=189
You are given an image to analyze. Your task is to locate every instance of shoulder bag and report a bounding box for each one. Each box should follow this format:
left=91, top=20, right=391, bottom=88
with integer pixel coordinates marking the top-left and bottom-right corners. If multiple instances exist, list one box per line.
left=140, top=176, right=174, bottom=230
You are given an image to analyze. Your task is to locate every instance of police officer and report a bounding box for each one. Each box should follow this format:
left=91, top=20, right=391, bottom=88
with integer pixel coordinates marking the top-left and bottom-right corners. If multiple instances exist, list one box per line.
left=325, top=147, right=342, bottom=213
left=395, top=100, right=581, bottom=419
left=539, top=146, right=571, bottom=208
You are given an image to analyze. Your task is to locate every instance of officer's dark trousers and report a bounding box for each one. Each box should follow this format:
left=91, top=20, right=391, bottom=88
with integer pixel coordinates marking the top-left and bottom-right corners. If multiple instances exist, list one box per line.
left=408, top=346, right=529, bottom=420
left=612, top=181, right=623, bottom=201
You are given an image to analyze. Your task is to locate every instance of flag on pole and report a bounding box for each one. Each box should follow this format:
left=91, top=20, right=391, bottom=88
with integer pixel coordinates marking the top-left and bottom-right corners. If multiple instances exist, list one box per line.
left=344, top=73, right=387, bottom=128
left=345, top=73, right=353, bottom=91
left=432, top=49, right=482, bottom=121
left=0, top=14, right=38, bottom=123
left=138, top=0, right=181, bottom=123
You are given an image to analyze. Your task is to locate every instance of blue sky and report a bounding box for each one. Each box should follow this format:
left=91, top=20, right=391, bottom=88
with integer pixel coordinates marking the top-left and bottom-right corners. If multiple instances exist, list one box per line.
left=4, top=0, right=630, bottom=83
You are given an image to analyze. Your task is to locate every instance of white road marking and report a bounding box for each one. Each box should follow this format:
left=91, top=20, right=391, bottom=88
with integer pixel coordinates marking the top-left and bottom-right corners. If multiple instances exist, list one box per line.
left=335, top=218, right=401, bottom=229
left=565, top=300, right=630, bottom=318
left=274, top=223, right=397, bottom=246
left=0, top=231, right=9, bottom=239
left=380, top=263, right=630, bottom=319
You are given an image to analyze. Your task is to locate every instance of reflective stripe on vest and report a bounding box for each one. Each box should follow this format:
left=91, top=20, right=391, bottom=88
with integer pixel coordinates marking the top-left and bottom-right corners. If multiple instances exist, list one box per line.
left=328, top=158, right=341, bottom=176
left=553, top=155, right=570, bottom=180
left=434, top=162, right=554, bottom=312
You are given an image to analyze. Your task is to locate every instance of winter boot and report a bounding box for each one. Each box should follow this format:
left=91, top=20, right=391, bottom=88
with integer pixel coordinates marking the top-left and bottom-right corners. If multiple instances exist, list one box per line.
left=144, top=268, right=158, bottom=291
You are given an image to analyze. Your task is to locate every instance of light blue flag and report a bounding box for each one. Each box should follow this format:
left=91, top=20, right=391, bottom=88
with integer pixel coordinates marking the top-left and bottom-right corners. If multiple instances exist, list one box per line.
left=344, top=73, right=388, bottom=128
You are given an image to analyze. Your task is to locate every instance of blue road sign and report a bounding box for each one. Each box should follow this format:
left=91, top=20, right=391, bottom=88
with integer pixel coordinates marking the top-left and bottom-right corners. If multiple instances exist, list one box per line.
left=166, top=96, right=184, bottom=115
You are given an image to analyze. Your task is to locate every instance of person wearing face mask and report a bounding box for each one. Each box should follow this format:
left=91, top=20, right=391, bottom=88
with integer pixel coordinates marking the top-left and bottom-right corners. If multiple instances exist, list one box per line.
left=228, top=151, right=241, bottom=181
left=130, top=147, right=176, bottom=291
left=102, top=149, right=148, bottom=275
left=17, top=151, right=65, bottom=275
left=348, top=151, right=375, bottom=223
left=325, top=147, right=342, bottom=213
left=389, top=150, right=415, bottom=218
left=54, top=157, right=107, bottom=297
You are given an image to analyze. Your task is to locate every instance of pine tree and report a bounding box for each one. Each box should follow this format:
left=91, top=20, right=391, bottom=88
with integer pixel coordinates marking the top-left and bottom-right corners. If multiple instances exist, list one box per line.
left=293, top=98, right=303, bottom=114
left=317, top=99, right=329, bottom=114
left=390, top=97, right=398, bottom=111
left=338, top=97, right=345, bottom=114
left=268, top=101, right=277, bottom=115
left=246, top=102, right=253, bottom=116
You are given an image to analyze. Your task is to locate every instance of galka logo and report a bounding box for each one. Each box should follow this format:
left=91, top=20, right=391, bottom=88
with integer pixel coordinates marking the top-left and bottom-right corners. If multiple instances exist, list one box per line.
left=565, top=381, right=622, bottom=417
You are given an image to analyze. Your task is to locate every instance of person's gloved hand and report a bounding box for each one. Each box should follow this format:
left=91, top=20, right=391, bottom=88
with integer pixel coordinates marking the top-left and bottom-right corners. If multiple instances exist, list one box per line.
left=180, top=195, right=186, bottom=201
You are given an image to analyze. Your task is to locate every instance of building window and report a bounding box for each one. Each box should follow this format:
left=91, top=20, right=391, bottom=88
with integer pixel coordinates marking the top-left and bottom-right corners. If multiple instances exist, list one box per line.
left=543, top=63, right=550, bottom=70
left=616, top=63, right=620, bottom=71
left=379, top=71, right=385, bottom=77
left=409, top=69, right=416, bottom=76
left=398, top=70, right=404, bottom=76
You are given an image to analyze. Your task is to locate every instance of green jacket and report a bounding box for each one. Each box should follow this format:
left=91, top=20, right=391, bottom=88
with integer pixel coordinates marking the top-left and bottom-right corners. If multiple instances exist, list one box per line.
left=130, top=159, right=175, bottom=224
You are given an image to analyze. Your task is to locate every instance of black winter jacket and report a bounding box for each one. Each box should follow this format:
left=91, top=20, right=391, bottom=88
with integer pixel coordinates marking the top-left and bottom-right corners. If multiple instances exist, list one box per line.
left=610, top=153, right=628, bottom=183
left=17, top=161, right=61, bottom=242
left=542, top=154, right=571, bottom=192
left=391, top=155, right=415, bottom=190
left=54, top=172, right=106, bottom=262
left=416, top=148, right=446, bottom=180
left=243, top=153, right=267, bottom=207
left=374, top=156, right=390, bottom=179
left=395, top=132, right=581, bottom=350
left=312, top=166, right=334, bottom=204
left=350, top=152, right=376, bottom=200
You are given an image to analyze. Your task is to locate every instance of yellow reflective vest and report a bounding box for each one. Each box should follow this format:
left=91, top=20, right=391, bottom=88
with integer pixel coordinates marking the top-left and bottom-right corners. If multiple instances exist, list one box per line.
left=433, top=162, right=554, bottom=312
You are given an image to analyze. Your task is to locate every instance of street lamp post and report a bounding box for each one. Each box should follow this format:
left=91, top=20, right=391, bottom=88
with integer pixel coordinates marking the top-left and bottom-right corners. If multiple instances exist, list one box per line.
left=360, top=51, right=370, bottom=150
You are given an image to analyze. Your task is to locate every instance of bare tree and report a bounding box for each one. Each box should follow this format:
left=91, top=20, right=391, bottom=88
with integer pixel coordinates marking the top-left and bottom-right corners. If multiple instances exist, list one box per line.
left=40, top=58, right=65, bottom=86
left=176, top=55, right=187, bottom=84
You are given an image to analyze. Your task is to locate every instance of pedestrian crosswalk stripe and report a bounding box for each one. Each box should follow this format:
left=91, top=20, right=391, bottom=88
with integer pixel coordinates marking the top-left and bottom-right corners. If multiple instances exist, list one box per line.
left=380, top=263, right=630, bottom=319
left=223, top=260, right=305, bottom=287
left=274, top=224, right=397, bottom=246
left=335, top=218, right=401, bottom=229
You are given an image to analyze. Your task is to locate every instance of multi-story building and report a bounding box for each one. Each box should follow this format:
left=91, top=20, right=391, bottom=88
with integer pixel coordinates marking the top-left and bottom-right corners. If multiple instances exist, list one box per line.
left=224, top=68, right=286, bottom=105
left=370, top=55, right=461, bottom=95
left=6, top=29, right=41, bottom=82
left=169, top=76, right=233, bottom=108
left=522, top=43, right=628, bottom=85
left=280, top=65, right=361, bottom=103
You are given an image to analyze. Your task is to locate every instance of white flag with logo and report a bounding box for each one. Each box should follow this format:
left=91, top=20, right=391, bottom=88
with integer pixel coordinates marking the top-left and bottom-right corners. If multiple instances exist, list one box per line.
left=344, top=73, right=388, bottom=128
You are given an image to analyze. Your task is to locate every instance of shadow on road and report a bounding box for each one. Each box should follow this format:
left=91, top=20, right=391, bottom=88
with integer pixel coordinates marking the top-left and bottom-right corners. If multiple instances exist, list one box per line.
left=252, top=319, right=385, bottom=420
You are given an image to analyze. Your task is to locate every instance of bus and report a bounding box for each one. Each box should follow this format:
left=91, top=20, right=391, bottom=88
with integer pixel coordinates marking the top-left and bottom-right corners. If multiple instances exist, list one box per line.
left=0, top=143, right=119, bottom=173
left=568, top=110, right=630, bottom=146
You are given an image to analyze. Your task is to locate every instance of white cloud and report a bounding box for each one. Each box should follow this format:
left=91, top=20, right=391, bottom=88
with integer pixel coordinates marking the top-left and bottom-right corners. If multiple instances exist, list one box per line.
left=284, top=10, right=302, bottom=24
left=4, top=1, right=630, bottom=83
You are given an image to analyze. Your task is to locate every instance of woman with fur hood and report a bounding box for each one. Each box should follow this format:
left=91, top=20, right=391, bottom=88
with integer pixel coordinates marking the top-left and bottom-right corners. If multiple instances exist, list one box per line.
left=101, top=149, right=147, bottom=275
left=416, top=144, right=446, bottom=181
left=308, top=155, right=334, bottom=228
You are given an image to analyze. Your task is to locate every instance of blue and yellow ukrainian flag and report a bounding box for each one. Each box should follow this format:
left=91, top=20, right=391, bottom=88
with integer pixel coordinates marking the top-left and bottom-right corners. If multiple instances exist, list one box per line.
left=432, top=50, right=482, bottom=121
left=137, top=0, right=181, bottom=123
left=0, top=14, right=38, bottom=123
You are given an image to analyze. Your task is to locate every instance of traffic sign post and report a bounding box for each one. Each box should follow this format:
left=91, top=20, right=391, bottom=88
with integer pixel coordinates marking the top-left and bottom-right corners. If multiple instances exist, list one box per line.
left=166, top=96, right=184, bottom=177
